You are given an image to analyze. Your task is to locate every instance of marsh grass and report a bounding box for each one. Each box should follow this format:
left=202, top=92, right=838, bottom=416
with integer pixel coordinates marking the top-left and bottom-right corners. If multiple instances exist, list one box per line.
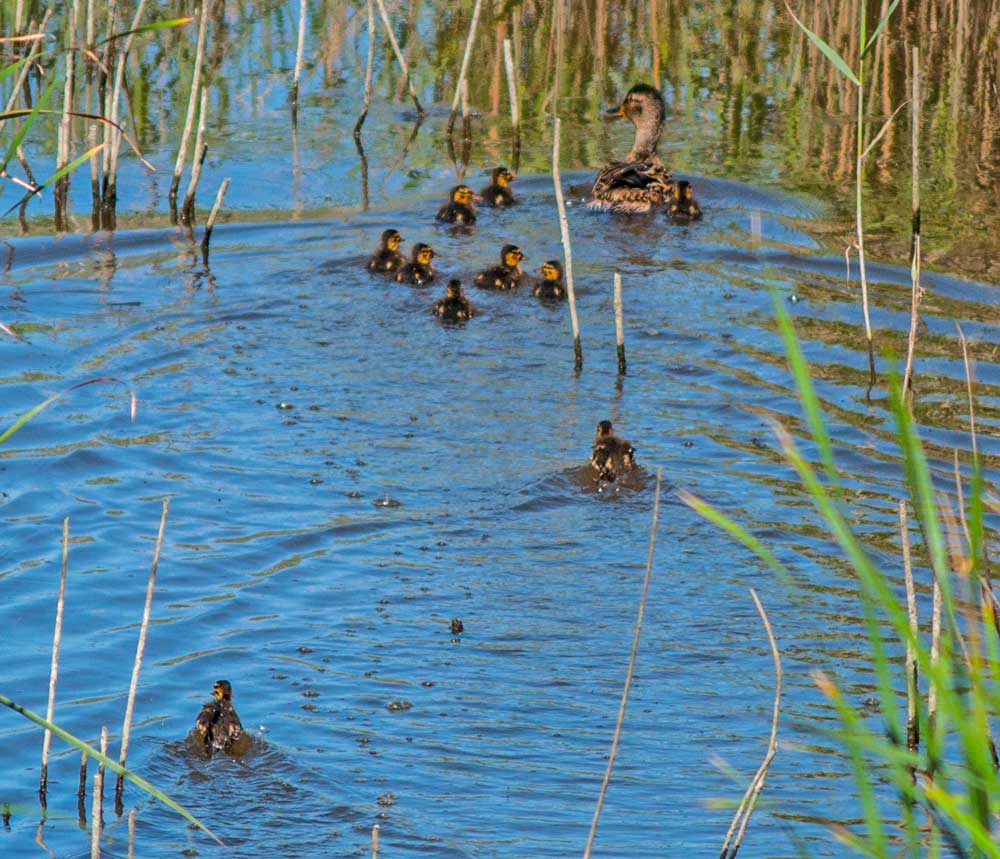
left=682, top=293, right=1000, bottom=856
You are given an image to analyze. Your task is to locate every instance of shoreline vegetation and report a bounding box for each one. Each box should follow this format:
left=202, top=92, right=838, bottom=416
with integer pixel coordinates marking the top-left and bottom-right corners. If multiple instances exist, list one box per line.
left=2, top=0, right=1000, bottom=857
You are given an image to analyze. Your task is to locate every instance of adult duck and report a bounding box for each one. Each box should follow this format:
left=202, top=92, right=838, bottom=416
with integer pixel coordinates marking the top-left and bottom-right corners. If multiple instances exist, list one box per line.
left=588, top=83, right=674, bottom=214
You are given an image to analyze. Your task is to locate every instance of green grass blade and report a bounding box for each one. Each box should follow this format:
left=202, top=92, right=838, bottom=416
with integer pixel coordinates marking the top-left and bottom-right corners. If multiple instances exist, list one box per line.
left=863, top=0, right=900, bottom=57
left=1, top=69, right=58, bottom=173
left=3, top=142, right=105, bottom=215
left=783, top=1, right=860, bottom=86
left=100, top=16, right=194, bottom=44
left=677, top=489, right=791, bottom=582
left=0, top=376, right=136, bottom=445
left=0, top=693, right=223, bottom=845
left=0, top=56, right=32, bottom=83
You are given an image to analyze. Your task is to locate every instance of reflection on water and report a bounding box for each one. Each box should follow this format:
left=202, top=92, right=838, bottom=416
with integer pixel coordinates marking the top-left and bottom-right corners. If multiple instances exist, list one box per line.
left=1, top=0, right=999, bottom=857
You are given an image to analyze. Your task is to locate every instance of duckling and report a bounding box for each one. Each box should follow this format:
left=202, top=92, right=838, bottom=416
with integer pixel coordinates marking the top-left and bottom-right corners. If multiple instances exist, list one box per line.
left=589, top=83, right=674, bottom=214
left=474, top=244, right=526, bottom=290
left=668, top=180, right=702, bottom=223
left=533, top=260, right=565, bottom=300
left=590, top=420, right=636, bottom=482
left=480, top=167, right=516, bottom=208
left=436, top=185, right=480, bottom=224
left=395, top=243, right=437, bottom=286
left=433, top=279, right=474, bottom=321
left=192, top=679, right=244, bottom=753
left=367, top=229, right=405, bottom=273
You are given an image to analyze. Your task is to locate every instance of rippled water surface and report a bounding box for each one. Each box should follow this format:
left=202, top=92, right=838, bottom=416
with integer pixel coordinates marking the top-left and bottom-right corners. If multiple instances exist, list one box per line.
left=3, top=1, right=1000, bottom=857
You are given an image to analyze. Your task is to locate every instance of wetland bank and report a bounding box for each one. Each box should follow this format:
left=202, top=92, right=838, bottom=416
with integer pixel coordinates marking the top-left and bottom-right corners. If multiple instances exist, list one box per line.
left=2, top=0, right=1000, bottom=857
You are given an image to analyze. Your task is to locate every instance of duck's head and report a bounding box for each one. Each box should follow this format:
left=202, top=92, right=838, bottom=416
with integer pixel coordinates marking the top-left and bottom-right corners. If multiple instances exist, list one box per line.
left=381, top=228, right=403, bottom=250
left=491, top=167, right=514, bottom=187
left=450, top=185, right=480, bottom=206
left=412, top=243, right=435, bottom=264
left=606, top=83, right=665, bottom=160
left=212, top=680, right=233, bottom=701
left=596, top=420, right=614, bottom=438
left=540, top=260, right=563, bottom=282
left=446, top=279, right=463, bottom=298
left=501, top=244, right=525, bottom=268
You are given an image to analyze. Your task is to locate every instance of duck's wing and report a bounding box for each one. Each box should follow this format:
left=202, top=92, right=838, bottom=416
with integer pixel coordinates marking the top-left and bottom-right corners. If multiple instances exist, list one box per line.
left=193, top=700, right=219, bottom=739
left=590, top=160, right=674, bottom=212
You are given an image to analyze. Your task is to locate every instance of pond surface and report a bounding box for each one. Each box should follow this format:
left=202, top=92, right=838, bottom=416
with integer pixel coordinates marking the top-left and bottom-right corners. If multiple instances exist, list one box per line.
left=2, top=2, right=1000, bottom=857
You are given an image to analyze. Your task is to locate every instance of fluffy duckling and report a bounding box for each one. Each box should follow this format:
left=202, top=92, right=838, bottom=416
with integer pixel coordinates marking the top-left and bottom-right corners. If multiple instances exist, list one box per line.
left=590, top=420, right=636, bottom=482
left=193, top=679, right=244, bottom=753
left=395, top=243, right=437, bottom=286
left=668, top=181, right=702, bottom=223
left=436, top=185, right=480, bottom=224
left=474, top=244, right=526, bottom=290
left=533, top=260, right=565, bottom=300
left=480, top=167, right=516, bottom=208
left=367, top=229, right=405, bottom=273
left=434, top=279, right=474, bottom=321
left=589, top=83, right=674, bottom=214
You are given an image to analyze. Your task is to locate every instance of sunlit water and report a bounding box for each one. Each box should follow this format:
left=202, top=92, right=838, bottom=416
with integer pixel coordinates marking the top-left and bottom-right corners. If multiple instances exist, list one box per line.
left=3, top=3, right=1000, bottom=856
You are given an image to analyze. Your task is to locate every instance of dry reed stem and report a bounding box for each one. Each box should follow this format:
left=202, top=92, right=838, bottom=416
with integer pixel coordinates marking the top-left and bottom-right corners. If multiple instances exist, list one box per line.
left=502, top=37, right=519, bottom=168
left=181, top=88, right=209, bottom=223
left=551, top=117, right=582, bottom=370
left=371, top=823, right=379, bottom=859
left=57, top=0, right=80, bottom=178
left=899, top=501, right=919, bottom=753
left=127, top=810, right=135, bottom=859
left=0, top=11, right=52, bottom=149
left=928, top=574, right=942, bottom=726
left=582, top=469, right=661, bottom=859
left=78, top=750, right=88, bottom=801
left=903, top=48, right=921, bottom=398
left=372, top=0, right=423, bottom=117
left=91, top=726, right=107, bottom=859
left=353, top=0, right=376, bottom=136
left=613, top=271, right=625, bottom=375
left=719, top=589, right=782, bottom=859
left=291, top=0, right=307, bottom=112
left=201, top=177, right=231, bottom=250
left=106, top=0, right=149, bottom=190
left=447, top=0, right=484, bottom=135
left=170, top=0, right=209, bottom=206
left=115, top=498, right=169, bottom=801
left=40, top=516, right=71, bottom=804
left=956, top=324, right=978, bottom=463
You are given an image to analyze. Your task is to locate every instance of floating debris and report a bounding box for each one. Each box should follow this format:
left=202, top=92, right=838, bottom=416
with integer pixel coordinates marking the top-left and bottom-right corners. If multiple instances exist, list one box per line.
left=386, top=700, right=412, bottom=712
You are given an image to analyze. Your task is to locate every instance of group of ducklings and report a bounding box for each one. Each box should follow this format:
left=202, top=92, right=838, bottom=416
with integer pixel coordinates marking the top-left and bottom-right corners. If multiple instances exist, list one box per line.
left=190, top=85, right=700, bottom=750
left=366, top=167, right=566, bottom=322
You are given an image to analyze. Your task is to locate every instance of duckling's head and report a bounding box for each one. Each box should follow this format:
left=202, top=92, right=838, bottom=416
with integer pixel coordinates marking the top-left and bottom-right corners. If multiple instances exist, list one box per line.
left=501, top=244, right=525, bottom=268
left=412, top=243, right=435, bottom=264
left=451, top=185, right=478, bottom=206
left=446, top=279, right=463, bottom=298
left=491, top=167, right=513, bottom=187
left=596, top=420, right=614, bottom=438
left=212, top=680, right=233, bottom=701
left=540, top=260, right=563, bottom=281
left=674, top=180, right=693, bottom=201
left=381, top=229, right=402, bottom=250
left=607, top=83, right=665, bottom=159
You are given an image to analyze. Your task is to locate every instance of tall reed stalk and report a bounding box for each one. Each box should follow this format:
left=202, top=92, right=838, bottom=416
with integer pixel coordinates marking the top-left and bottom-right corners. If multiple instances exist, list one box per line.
left=39, top=516, right=70, bottom=805
left=446, top=0, right=483, bottom=137
left=169, top=0, right=209, bottom=217
left=551, top=117, right=582, bottom=371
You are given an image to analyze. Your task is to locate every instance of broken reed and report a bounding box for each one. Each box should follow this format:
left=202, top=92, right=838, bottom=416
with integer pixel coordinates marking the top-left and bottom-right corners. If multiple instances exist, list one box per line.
left=551, top=117, right=582, bottom=371
left=613, top=272, right=625, bottom=375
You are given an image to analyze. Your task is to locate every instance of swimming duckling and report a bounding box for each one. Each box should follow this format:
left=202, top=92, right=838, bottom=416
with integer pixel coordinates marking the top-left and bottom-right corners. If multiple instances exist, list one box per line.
left=434, top=279, right=474, bottom=321
left=590, top=420, right=636, bottom=482
left=395, top=243, right=437, bottom=286
left=192, top=679, right=244, bottom=753
left=533, top=260, right=565, bottom=300
left=436, top=185, right=480, bottom=224
left=668, top=181, right=702, bottom=223
left=367, top=229, right=406, bottom=273
left=474, top=244, right=526, bottom=291
left=589, top=83, right=674, bottom=214
left=480, top=167, right=516, bottom=208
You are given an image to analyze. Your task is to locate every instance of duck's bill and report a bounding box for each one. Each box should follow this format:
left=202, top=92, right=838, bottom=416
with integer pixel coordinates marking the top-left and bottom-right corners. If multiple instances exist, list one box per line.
left=603, top=106, right=626, bottom=118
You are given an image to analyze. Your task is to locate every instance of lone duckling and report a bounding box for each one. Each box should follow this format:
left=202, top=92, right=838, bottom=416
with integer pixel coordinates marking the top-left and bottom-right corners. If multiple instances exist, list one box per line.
left=589, top=83, right=674, bottom=214
left=474, top=244, right=526, bottom=291
left=668, top=181, right=702, bottom=223
left=590, top=420, right=636, bottom=483
left=192, top=679, right=244, bottom=754
left=436, top=185, right=480, bottom=224
left=434, top=279, right=474, bottom=321
left=480, top=167, right=516, bottom=208
left=367, top=229, right=405, bottom=273
left=533, top=260, right=565, bottom=300
left=395, top=243, right=437, bottom=286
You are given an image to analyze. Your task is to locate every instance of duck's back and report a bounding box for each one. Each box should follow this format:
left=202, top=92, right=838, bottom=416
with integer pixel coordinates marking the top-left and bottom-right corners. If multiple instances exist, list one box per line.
left=589, top=160, right=674, bottom=213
